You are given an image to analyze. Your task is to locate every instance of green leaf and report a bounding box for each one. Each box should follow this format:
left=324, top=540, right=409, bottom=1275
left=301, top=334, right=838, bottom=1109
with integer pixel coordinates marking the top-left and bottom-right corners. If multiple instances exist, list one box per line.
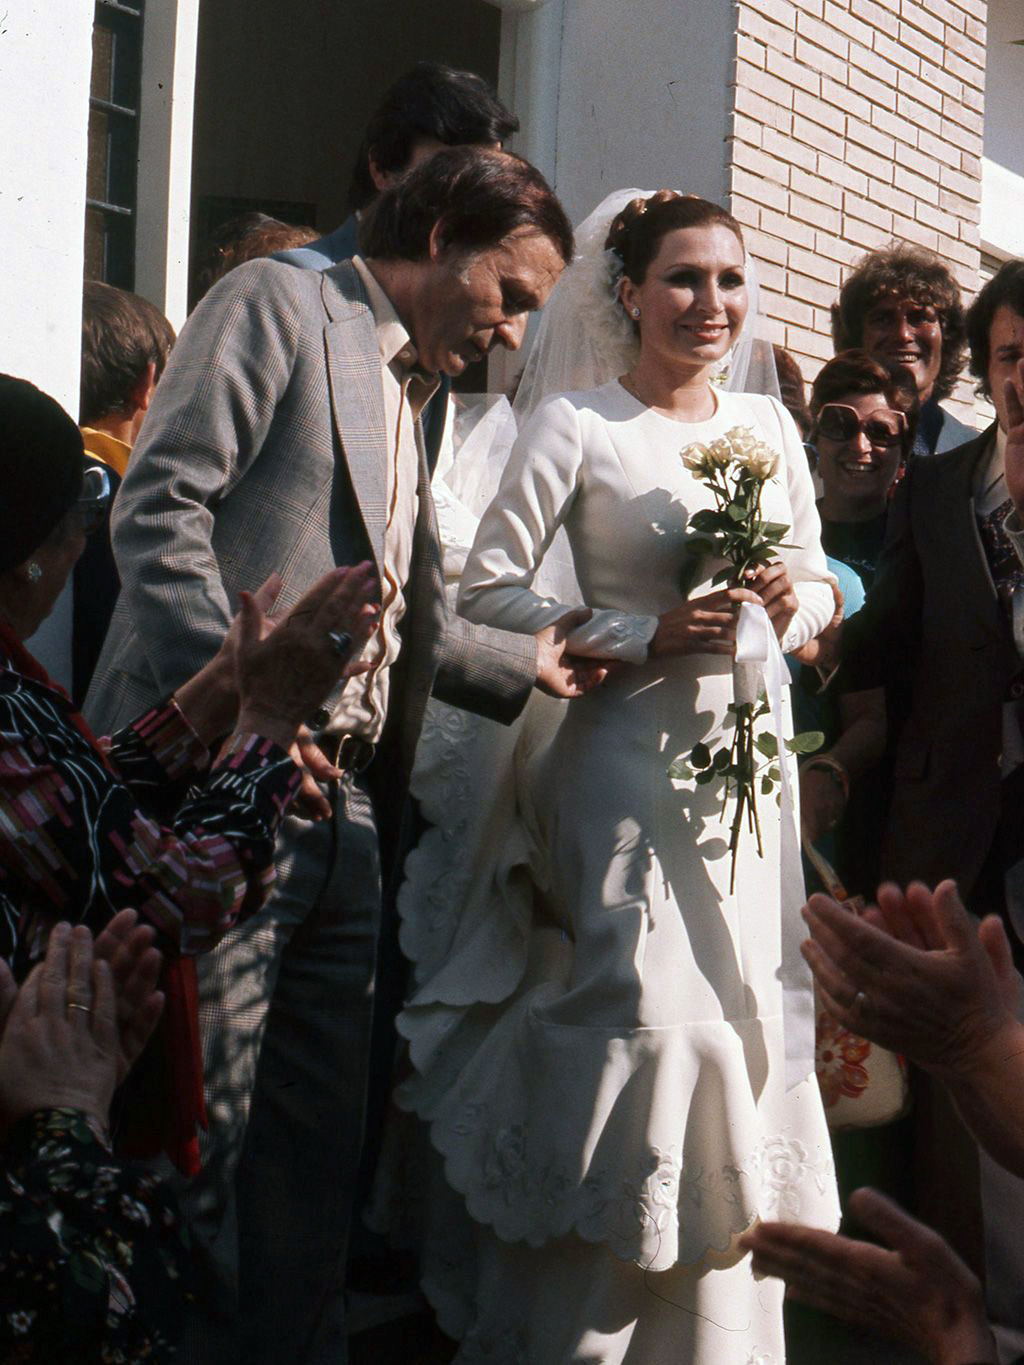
left=713, top=748, right=731, bottom=771
left=768, top=766, right=781, bottom=782
left=690, top=508, right=725, bottom=533
left=726, top=502, right=747, bottom=522
left=695, top=766, right=717, bottom=785
left=690, top=741, right=712, bottom=769
left=760, top=774, right=774, bottom=795
left=711, top=566, right=734, bottom=586
left=762, top=521, right=789, bottom=538
left=786, top=730, right=825, bottom=754
left=754, top=732, right=778, bottom=758
left=667, top=760, right=692, bottom=780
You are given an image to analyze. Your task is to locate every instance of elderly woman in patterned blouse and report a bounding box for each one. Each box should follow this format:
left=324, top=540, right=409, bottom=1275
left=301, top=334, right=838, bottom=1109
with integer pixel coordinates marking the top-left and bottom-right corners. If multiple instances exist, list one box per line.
left=0, top=374, right=379, bottom=1172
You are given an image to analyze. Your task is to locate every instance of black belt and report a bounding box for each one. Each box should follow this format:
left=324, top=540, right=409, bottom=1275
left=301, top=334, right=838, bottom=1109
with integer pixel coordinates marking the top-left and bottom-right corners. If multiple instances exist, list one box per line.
left=318, top=733, right=376, bottom=773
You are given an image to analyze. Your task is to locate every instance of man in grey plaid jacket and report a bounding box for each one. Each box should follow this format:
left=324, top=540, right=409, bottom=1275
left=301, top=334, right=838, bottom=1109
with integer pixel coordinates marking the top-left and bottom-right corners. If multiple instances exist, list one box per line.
left=85, top=149, right=594, bottom=1364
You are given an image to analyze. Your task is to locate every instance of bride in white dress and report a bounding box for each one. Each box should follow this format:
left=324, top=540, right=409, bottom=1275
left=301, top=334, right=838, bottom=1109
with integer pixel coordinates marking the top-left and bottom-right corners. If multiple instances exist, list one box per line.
left=395, top=190, right=840, bottom=1364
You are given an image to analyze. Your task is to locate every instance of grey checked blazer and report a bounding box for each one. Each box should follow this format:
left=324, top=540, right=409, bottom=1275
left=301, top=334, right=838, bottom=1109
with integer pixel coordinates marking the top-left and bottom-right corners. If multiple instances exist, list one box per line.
left=85, top=258, right=537, bottom=791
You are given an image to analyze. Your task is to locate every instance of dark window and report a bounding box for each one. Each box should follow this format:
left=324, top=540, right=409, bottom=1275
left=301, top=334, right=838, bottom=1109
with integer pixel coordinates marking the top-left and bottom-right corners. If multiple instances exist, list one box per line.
left=84, top=0, right=144, bottom=288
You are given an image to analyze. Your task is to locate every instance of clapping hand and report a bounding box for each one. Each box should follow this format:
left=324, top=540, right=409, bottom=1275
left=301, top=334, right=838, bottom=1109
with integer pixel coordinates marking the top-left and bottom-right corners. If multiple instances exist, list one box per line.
left=741, top=1189, right=996, bottom=1365
left=1002, top=358, right=1024, bottom=522
left=92, top=909, right=165, bottom=1084
left=801, top=879, right=1018, bottom=1076
left=0, top=923, right=164, bottom=1136
left=234, top=562, right=381, bottom=752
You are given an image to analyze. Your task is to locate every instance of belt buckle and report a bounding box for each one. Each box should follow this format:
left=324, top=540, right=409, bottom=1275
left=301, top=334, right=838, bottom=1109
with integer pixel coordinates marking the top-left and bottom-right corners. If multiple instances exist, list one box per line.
left=337, top=735, right=374, bottom=773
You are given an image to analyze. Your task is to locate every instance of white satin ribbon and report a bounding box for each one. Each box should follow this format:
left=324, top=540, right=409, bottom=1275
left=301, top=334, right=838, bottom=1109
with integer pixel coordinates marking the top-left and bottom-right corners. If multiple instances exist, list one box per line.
left=734, top=600, right=815, bottom=1090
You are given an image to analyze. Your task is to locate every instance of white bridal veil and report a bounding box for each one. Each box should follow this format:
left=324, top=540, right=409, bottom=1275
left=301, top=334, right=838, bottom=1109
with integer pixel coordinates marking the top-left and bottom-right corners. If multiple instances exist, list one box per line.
left=513, top=187, right=781, bottom=425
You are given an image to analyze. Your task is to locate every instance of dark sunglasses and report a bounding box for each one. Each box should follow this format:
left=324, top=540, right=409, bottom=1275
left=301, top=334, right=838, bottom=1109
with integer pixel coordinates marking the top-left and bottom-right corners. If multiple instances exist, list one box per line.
left=76, top=465, right=112, bottom=535
left=815, top=403, right=906, bottom=449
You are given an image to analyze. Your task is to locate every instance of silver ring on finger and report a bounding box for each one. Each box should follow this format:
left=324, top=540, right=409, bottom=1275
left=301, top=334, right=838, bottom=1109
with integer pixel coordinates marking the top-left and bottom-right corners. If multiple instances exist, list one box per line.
left=327, top=630, right=353, bottom=659
left=852, top=989, right=868, bottom=1019
left=67, top=1000, right=92, bottom=1017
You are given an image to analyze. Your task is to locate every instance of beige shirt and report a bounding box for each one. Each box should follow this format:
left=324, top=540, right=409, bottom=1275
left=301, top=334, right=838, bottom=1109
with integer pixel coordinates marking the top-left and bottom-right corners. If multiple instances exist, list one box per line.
left=328, top=256, right=438, bottom=741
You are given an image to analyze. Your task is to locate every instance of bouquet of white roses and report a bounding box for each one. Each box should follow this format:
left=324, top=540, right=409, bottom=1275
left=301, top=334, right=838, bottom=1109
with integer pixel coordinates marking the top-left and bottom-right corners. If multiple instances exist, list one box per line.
left=669, top=426, right=821, bottom=890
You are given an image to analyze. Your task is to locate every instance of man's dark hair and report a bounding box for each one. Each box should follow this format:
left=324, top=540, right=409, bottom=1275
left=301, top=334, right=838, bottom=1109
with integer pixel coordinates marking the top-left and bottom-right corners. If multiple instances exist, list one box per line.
left=830, top=242, right=966, bottom=403
left=348, top=62, right=519, bottom=213
left=80, top=282, right=176, bottom=425
left=359, top=147, right=573, bottom=267
left=965, top=258, right=1024, bottom=399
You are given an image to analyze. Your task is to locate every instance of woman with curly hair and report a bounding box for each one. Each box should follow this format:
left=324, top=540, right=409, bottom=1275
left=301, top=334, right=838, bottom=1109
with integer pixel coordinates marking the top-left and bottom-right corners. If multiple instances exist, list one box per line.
left=832, top=242, right=974, bottom=457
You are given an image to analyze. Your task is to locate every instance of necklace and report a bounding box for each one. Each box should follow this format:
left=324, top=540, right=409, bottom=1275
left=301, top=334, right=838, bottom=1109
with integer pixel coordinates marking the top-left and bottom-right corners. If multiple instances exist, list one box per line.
left=620, top=372, right=717, bottom=422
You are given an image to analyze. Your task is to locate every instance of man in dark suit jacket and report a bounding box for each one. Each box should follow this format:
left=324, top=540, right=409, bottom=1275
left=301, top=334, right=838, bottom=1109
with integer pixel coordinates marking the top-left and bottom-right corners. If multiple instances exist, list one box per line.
left=841, top=258, right=1024, bottom=1356
left=278, top=63, right=519, bottom=470
left=86, top=149, right=592, bottom=1365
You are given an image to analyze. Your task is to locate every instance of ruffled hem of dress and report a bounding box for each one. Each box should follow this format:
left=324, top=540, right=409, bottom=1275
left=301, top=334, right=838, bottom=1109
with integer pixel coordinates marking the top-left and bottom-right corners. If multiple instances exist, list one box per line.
left=397, top=982, right=838, bottom=1273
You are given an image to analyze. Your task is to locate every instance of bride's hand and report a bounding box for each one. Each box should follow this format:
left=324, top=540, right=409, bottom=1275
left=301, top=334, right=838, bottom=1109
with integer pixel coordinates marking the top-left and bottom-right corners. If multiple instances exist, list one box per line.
left=747, top=562, right=799, bottom=641
left=650, top=586, right=761, bottom=658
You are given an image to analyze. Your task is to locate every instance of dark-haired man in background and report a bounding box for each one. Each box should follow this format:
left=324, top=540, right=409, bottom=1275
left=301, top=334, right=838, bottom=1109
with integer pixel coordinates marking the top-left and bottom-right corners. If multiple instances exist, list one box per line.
left=74, top=281, right=175, bottom=703
left=87, top=147, right=588, bottom=1365
left=278, top=62, right=518, bottom=470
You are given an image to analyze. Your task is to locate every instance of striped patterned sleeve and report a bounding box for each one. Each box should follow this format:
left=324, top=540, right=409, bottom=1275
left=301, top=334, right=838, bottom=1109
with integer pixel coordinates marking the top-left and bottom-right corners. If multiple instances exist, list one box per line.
left=0, top=674, right=301, bottom=957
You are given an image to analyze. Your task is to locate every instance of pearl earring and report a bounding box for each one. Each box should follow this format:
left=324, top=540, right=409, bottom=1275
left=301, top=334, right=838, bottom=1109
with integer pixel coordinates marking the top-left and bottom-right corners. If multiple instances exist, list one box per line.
left=631, top=307, right=641, bottom=319
left=27, top=562, right=42, bottom=583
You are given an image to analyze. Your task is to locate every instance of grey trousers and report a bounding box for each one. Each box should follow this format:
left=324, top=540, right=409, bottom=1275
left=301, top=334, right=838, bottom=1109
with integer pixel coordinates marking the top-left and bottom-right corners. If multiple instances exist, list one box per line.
left=179, top=775, right=382, bottom=1365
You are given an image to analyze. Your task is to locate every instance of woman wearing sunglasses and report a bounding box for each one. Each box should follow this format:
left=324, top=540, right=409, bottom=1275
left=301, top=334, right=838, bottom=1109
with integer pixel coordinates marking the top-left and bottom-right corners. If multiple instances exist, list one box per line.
left=810, top=350, right=916, bottom=593
left=796, top=353, right=915, bottom=881
left=0, top=375, right=379, bottom=1175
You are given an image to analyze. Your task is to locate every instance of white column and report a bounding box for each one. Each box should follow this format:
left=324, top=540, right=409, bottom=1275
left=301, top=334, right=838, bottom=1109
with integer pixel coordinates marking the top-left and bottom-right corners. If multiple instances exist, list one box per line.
left=490, top=0, right=565, bottom=393
left=134, top=0, right=201, bottom=329
left=0, top=0, right=93, bottom=407
left=0, top=0, right=94, bottom=685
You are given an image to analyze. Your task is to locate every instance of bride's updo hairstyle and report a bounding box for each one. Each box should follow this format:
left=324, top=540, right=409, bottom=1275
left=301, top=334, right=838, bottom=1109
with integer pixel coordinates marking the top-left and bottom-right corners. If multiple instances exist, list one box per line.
left=605, top=191, right=744, bottom=288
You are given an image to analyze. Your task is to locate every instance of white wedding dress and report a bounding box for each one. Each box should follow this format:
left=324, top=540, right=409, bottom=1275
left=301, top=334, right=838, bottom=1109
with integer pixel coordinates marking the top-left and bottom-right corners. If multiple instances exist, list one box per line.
left=396, top=381, right=840, bottom=1364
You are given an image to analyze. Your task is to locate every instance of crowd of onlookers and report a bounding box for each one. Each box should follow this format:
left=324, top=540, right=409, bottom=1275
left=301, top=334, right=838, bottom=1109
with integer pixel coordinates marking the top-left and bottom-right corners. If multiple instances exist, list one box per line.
left=2, top=54, right=1024, bottom=1365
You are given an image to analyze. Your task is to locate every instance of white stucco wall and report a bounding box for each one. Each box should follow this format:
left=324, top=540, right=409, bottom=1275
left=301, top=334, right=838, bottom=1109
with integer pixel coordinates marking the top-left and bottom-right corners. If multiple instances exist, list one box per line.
left=0, top=0, right=92, bottom=407
left=981, top=0, right=1024, bottom=259
left=0, top=0, right=94, bottom=684
left=136, top=0, right=201, bottom=330
left=553, top=0, right=733, bottom=225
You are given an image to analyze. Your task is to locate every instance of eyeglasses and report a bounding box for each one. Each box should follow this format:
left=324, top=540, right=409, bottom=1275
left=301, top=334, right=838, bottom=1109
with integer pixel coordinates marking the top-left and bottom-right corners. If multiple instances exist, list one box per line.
left=75, top=464, right=111, bottom=535
left=815, top=403, right=907, bottom=449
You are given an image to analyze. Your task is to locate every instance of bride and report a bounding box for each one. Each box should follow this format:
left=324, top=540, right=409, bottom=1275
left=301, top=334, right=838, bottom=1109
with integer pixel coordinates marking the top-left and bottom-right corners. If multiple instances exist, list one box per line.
left=395, top=190, right=840, bottom=1364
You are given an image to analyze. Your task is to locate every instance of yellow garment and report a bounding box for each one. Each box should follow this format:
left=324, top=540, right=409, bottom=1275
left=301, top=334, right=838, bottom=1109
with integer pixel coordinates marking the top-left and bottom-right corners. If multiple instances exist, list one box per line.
left=80, top=427, right=131, bottom=479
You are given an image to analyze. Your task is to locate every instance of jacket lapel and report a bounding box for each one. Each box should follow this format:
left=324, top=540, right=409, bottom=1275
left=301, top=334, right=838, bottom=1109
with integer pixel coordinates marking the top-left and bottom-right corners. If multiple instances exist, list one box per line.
left=947, top=425, right=1005, bottom=634
left=321, top=264, right=388, bottom=576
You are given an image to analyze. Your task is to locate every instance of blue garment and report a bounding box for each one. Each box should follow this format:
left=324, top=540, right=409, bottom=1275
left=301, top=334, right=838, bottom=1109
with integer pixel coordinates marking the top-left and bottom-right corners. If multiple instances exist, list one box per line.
left=274, top=216, right=360, bottom=271
left=913, top=396, right=975, bottom=458
left=275, top=213, right=450, bottom=468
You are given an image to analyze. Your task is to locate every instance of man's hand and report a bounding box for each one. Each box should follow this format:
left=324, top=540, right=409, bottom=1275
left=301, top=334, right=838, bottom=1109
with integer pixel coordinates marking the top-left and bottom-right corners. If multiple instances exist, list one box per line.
left=741, top=1189, right=996, bottom=1365
left=288, top=725, right=342, bottom=822
left=534, top=609, right=611, bottom=698
left=801, top=879, right=1018, bottom=1077
left=1002, top=357, right=1024, bottom=520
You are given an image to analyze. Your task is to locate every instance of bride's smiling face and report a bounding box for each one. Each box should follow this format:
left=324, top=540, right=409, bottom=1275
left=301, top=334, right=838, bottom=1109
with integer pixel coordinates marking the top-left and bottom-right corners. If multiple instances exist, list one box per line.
left=620, top=224, right=748, bottom=374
